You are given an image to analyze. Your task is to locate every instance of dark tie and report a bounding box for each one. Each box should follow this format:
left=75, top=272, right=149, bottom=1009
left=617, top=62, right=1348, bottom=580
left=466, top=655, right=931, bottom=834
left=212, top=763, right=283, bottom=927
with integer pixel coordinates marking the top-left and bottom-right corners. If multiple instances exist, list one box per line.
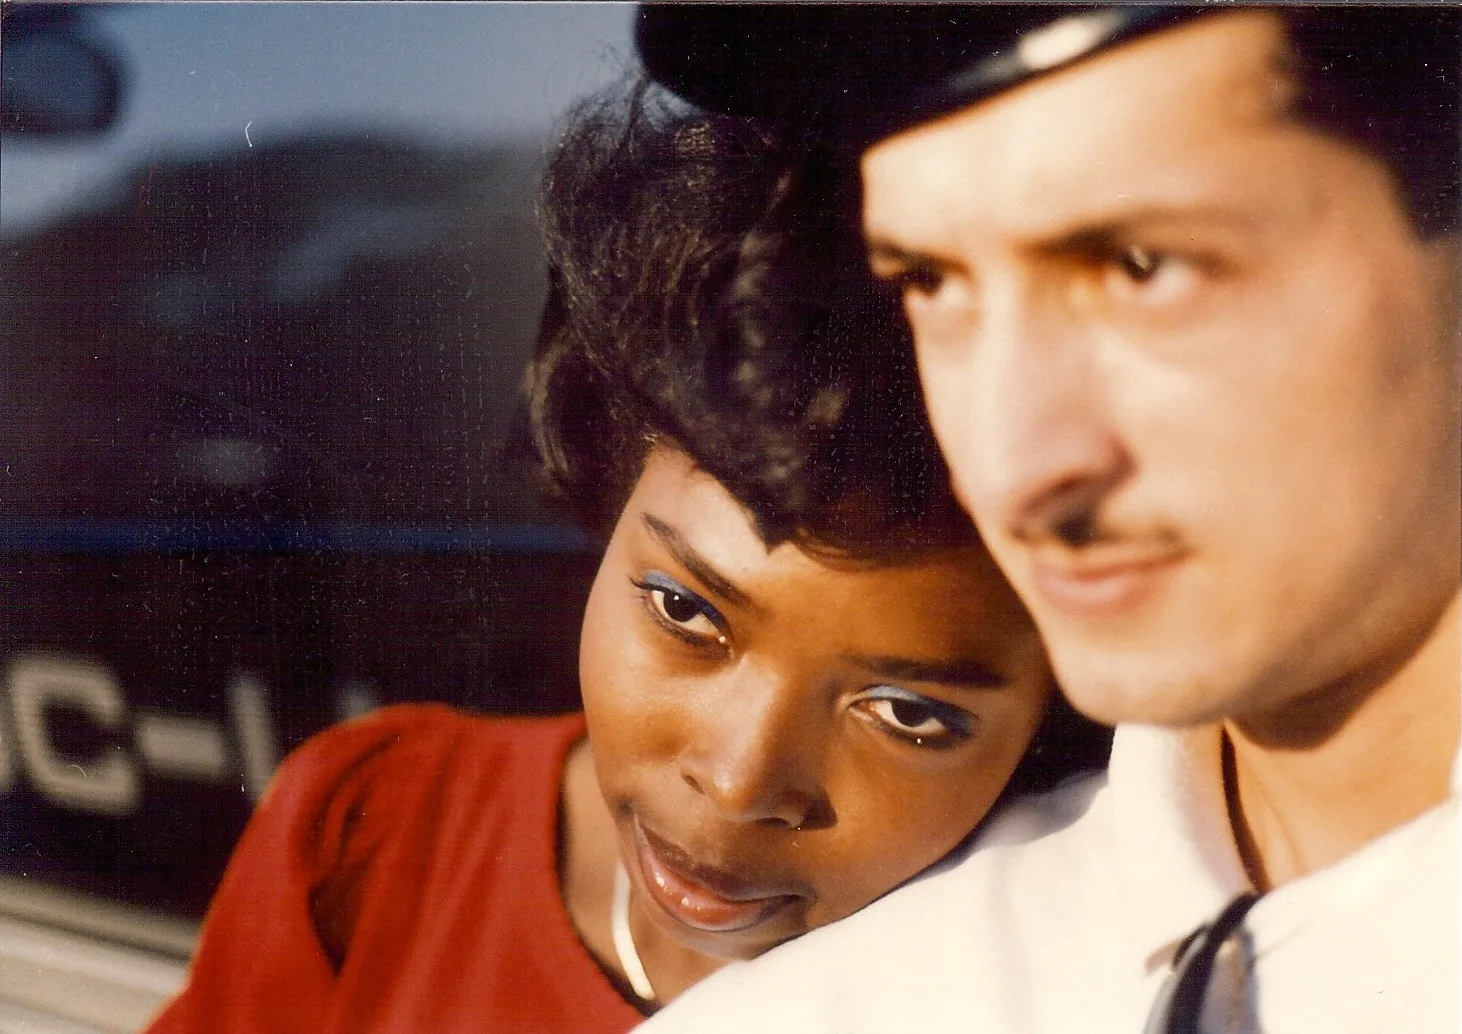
left=1143, top=893, right=1263, bottom=1034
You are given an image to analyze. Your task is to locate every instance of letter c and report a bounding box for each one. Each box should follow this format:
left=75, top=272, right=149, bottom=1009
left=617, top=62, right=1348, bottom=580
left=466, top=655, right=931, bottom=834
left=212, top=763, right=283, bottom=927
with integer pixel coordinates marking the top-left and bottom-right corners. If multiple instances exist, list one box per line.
left=8, top=655, right=140, bottom=816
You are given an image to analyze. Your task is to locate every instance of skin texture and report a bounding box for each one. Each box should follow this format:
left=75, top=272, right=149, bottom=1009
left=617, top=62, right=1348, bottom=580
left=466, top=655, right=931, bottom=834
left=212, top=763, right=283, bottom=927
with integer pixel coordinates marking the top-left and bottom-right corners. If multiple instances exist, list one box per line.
left=565, top=445, right=1051, bottom=1002
left=862, top=11, right=1460, bottom=886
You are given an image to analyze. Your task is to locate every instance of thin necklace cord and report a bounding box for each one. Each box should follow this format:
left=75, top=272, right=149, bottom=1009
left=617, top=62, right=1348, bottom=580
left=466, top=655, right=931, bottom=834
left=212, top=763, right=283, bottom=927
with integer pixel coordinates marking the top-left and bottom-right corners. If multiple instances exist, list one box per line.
left=612, top=863, right=657, bottom=1003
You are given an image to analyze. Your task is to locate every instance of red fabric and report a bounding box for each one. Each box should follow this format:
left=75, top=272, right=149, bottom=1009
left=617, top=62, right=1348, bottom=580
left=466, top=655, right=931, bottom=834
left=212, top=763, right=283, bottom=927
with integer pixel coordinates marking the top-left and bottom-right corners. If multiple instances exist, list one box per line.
left=148, top=704, right=646, bottom=1034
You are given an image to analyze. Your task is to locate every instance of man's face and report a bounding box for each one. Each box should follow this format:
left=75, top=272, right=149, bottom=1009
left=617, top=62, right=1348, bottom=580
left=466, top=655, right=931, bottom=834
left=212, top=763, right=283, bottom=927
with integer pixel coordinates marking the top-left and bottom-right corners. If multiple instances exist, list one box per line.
left=863, top=12, right=1460, bottom=732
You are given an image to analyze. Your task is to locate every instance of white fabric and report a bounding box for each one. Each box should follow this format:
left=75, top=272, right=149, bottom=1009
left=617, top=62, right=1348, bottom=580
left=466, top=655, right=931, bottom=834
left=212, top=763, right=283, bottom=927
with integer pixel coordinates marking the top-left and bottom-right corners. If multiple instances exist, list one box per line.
left=638, top=723, right=1460, bottom=1033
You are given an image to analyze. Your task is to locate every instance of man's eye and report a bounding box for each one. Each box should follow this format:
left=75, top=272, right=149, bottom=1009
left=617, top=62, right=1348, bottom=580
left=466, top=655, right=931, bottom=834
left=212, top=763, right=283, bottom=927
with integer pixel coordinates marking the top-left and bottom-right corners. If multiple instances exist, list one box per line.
left=874, top=264, right=946, bottom=299
left=1115, top=245, right=1162, bottom=283
left=634, top=573, right=725, bottom=644
left=1101, top=244, right=1200, bottom=306
left=896, top=267, right=946, bottom=298
left=855, top=686, right=974, bottom=748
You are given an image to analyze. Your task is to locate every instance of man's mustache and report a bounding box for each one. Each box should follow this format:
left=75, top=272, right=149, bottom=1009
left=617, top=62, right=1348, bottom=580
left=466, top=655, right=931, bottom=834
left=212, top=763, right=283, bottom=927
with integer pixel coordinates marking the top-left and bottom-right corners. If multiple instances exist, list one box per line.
left=1009, top=507, right=1185, bottom=553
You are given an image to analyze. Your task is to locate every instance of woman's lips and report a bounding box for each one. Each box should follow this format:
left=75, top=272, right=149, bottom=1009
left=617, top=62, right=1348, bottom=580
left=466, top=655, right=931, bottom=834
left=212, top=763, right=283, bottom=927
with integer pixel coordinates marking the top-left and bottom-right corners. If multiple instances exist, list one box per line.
left=633, top=821, right=801, bottom=934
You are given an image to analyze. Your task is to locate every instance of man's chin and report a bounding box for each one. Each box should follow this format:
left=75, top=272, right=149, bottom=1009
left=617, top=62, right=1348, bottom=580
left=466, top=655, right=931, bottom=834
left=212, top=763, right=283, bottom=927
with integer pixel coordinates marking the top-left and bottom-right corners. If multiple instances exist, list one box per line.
left=1049, top=646, right=1240, bottom=730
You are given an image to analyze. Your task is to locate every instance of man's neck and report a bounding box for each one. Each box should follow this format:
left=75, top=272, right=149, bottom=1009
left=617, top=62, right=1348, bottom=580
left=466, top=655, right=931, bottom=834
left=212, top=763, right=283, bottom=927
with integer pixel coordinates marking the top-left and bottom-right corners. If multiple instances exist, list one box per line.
left=1225, top=591, right=1460, bottom=891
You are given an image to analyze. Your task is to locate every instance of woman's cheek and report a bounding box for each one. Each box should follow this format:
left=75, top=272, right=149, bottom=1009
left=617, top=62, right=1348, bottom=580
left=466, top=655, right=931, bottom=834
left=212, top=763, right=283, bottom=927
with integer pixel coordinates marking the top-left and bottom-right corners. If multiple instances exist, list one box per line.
left=586, top=647, right=689, bottom=783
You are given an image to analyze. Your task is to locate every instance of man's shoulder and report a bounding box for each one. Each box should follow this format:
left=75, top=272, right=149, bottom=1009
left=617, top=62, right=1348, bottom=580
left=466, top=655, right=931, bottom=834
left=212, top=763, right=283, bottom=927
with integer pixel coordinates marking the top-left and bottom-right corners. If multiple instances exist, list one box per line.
left=641, top=771, right=1122, bottom=1033
left=971, top=767, right=1109, bottom=850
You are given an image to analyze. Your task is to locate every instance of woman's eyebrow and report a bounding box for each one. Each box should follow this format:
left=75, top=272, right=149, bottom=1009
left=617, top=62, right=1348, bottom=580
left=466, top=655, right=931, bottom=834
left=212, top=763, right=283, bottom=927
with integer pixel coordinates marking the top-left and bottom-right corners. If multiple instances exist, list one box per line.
left=847, top=653, right=1008, bottom=691
left=640, top=513, right=755, bottom=611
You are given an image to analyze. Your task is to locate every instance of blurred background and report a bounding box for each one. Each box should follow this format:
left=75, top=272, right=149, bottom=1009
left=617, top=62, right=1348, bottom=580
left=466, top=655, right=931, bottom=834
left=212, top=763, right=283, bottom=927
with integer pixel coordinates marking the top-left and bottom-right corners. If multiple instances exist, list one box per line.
left=1, top=4, right=633, bottom=1028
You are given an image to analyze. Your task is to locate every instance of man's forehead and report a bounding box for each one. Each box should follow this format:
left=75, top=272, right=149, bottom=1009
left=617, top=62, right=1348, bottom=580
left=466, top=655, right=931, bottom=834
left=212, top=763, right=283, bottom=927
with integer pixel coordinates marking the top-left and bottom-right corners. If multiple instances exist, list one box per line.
left=861, top=13, right=1298, bottom=250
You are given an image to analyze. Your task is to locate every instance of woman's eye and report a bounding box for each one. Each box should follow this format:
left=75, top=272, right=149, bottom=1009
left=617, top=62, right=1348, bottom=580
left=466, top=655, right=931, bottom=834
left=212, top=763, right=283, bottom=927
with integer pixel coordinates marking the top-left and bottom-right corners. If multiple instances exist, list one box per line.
left=856, top=687, right=974, bottom=749
left=635, top=573, right=726, bottom=645
left=649, top=587, right=718, bottom=634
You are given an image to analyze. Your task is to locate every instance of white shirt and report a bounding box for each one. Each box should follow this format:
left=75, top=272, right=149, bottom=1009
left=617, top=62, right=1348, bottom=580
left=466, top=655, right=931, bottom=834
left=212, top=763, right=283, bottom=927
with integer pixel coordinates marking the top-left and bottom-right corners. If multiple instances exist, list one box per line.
left=639, top=724, right=1459, bottom=1033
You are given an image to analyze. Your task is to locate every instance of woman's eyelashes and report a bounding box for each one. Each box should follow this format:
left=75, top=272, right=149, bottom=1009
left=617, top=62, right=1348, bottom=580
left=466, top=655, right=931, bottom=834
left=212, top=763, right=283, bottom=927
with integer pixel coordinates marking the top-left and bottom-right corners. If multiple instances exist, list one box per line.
left=629, top=568, right=975, bottom=749
left=853, top=686, right=976, bottom=749
left=633, top=571, right=728, bottom=647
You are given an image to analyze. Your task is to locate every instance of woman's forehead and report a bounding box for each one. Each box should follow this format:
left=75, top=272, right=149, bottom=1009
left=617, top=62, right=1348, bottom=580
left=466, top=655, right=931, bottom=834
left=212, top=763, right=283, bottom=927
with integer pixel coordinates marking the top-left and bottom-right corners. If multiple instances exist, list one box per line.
left=622, top=449, right=1016, bottom=623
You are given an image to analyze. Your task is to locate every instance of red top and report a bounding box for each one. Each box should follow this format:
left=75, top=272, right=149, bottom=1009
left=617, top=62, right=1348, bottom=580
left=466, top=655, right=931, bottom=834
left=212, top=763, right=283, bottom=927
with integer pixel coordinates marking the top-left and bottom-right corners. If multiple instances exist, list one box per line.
left=148, top=704, right=647, bottom=1034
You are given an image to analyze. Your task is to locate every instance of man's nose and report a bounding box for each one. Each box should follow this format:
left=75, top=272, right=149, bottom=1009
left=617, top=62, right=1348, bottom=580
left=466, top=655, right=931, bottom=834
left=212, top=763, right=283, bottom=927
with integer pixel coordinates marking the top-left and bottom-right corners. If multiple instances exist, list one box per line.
left=956, top=288, right=1132, bottom=545
left=678, top=666, right=829, bottom=830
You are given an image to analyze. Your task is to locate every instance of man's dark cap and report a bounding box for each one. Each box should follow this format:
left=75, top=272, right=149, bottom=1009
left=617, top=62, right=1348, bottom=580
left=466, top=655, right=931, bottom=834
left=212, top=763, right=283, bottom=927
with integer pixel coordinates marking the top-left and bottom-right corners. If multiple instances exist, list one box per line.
left=637, top=5, right=1204, bottom=147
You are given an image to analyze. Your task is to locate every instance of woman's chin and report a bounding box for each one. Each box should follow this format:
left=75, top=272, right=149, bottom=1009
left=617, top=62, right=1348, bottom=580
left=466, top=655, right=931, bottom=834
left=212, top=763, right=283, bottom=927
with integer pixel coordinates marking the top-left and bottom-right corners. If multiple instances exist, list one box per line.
left=650, top=910, right=793, bottom=962
left=626, top=814, right=811, bottom=959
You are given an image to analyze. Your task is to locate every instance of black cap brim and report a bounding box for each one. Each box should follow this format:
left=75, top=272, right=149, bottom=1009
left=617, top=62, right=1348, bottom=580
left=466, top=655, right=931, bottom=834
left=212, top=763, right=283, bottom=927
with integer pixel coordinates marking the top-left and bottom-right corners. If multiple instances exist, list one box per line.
left=637, top=5, right=1202, bottom=147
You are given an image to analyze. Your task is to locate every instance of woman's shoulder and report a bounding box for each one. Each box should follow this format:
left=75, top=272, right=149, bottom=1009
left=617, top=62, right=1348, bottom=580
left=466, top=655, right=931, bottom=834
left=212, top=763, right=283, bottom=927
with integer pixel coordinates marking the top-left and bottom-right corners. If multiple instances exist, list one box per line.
left=245, top=704, right=586, bottom=893
left=152, top=706, right=591, bottom=1029
left=288, top=701, right=585, bottom=759
left=257, top=705, right=587, bottom=969
left=267, top=704, right=585, bottom=808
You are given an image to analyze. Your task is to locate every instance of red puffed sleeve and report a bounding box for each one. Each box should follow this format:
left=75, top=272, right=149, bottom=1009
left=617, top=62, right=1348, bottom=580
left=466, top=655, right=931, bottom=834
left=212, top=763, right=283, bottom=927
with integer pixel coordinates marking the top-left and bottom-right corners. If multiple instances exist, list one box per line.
left=147, top=704, right=476, bottom=1034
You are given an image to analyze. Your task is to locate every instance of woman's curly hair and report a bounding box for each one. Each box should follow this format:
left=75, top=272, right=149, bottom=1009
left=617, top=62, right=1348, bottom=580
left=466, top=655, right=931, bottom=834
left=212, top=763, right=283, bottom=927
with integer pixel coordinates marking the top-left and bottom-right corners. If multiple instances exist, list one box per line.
left=529, top=80, right=974, bottom=560
left=529, top=79, right=1111, bottom=792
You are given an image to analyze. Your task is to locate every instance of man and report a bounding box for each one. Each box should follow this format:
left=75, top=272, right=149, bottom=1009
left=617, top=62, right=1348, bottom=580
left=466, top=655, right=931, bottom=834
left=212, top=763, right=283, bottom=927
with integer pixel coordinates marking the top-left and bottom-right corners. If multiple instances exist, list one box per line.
left=633, top=7, right=1459, bottom=1032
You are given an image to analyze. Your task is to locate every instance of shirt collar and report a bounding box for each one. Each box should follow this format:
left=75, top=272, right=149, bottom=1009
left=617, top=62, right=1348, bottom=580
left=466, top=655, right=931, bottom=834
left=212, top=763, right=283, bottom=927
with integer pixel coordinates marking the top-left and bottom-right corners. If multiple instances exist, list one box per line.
left=1108, top=709, right=1462, bottom=973
left=1106, top=722, right=1252, bottom=972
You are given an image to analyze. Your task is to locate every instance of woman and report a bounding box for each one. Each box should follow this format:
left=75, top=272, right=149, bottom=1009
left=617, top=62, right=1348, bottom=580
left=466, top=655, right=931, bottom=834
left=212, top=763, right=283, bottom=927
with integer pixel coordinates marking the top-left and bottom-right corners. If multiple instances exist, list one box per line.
left=149, top=84, right=1107, bottom=1032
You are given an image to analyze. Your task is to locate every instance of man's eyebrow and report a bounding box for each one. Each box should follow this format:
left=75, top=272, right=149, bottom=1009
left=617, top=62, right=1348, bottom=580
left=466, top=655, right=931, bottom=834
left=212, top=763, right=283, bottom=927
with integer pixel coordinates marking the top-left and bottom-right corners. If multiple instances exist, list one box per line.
left=640, top=513, right=755, bottom=611
left=870, top=205, right=1263, bottom=267
left=865, top=237, right=957, bottom=271
left=848, top=653, right=1008, bottom=691
left=1042, top=205, right=1267, bottom=253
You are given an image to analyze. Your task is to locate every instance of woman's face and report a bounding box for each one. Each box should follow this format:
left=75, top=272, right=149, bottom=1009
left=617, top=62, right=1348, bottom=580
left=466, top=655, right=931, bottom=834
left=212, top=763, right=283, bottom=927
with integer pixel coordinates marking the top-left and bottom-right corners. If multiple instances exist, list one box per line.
left=579, top=446, right=1052, bottom=961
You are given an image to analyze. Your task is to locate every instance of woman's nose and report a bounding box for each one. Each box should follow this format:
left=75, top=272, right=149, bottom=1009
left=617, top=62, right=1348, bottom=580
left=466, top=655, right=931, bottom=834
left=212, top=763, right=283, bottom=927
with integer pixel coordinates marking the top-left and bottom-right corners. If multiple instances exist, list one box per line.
left=677, top=670, right=830, bottom=829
